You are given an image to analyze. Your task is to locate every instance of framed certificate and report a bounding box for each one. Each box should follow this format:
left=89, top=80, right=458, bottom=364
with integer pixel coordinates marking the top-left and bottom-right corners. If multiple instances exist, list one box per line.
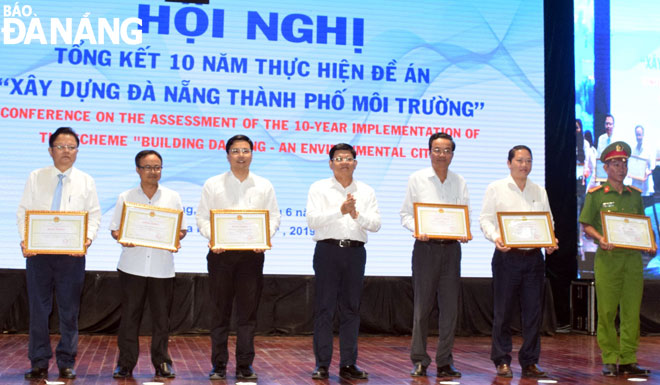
left=24, top=211, right=88, bottom=254
left=210, top=210, right=271, bottom=250
left=601, top=211, right=656, bottom=251
left=413, top=203, right=471, bottom=240
left=627, top=156, right=648, bottom=181
left=497, top=212, right=557, bottom=248
left=117, top=202, right=183, bottom=251
left=595, top=159, right=607, bottom=182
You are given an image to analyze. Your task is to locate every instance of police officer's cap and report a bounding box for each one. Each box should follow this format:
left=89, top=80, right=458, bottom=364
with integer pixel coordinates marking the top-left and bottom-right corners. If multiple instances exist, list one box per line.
left=600, top=141, right=631, bottom=162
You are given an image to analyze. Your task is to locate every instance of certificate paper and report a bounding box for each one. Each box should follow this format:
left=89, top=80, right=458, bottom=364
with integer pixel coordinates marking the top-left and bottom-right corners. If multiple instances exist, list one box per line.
left=24, top=211, right=88, bottom=254
left=118, top=202, right=183, bottom=251
left=595, top=159, right=607, bottom=182
left=413, top=203, right=471, bottom=240
left=497, top=212, right=557, bottom=248
left=211, top=210, right=271, bottom=250
left=601, top=211, right=656, bottom=251
left=627, top=156, right=648, bottom=181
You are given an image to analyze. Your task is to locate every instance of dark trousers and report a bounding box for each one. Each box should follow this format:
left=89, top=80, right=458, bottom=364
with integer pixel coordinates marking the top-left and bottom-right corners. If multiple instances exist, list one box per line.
left=490, top=248, right=545, bottom=367
left=312, top=242, right=366, bottom=367
left=26, top=254, right=85, bottom=369
left=410, top=240, right=461, bottom=367
left=207, top=250, right=264, bottom=368
left=117, top=269, right=174, bottom=370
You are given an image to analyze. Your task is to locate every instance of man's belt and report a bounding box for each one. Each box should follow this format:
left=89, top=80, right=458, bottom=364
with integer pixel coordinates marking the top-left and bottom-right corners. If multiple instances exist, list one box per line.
left=319, top=239, right=365, bottom=248
left=427, top=239, right=458, bottom=245
left=508, top=248, right=540, bottom=256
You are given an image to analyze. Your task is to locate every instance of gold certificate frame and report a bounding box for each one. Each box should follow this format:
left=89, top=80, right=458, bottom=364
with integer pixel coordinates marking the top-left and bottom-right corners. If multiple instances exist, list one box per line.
left=210, top=210, right=271, bottom=250
left=118, top=202, right=183, bottom=251
left=24, top=211, right=88, bottom=254
left=497, top=211, right=557, bottom=248
left=601, top=211, right=656, bottom=251
left=413, top=203, right=472, bottom=240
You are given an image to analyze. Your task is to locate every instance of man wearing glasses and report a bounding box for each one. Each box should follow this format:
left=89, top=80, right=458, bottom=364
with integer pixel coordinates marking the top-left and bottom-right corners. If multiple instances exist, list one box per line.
left=197, top=134, right=280, bottom=381
left=400, top=132, right=468, bottom=378
left=17, top=127, right=101, bottom=380
left=109, top=150, right=187, bottom=379
left=306, top=143, right=381, bottom=380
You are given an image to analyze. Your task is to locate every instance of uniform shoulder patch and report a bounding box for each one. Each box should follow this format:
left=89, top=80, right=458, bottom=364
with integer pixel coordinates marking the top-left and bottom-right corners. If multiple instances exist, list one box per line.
left=629, top=185, right=642, bottom=193
left=588, top=185, right=603, bottom=193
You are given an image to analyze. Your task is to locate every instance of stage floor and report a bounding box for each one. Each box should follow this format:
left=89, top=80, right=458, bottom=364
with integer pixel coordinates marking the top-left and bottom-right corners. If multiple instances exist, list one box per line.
left=1, top=334, right=658, bottom=384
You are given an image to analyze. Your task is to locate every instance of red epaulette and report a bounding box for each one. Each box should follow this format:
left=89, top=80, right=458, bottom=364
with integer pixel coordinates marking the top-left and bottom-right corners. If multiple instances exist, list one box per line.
left=628, top=185, right=642, bottom=193
left=588, top=185, right=604, bottom=193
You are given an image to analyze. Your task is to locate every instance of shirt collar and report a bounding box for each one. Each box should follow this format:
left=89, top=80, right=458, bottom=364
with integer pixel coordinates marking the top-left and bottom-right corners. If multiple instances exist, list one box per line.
left=139, top=184, right=162, bottom=199
left=331, top=177, right=356, bottom=192
left=602, top=181, right=633, bottom=194
left=51, top=165, right=73, bottom=177
left=425, top=167, right=452, bottom=184
left=229, top=171, right=252, bottom=184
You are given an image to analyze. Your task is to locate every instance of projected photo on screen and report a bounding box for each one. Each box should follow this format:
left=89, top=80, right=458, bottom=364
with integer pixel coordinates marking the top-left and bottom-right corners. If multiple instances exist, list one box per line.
left=1, top=0, right=545, bottom=276
left=575, top=0, right=660, bottom=279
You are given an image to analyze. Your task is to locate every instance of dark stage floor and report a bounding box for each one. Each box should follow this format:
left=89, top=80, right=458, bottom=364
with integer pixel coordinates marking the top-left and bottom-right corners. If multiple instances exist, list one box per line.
left=1, top=334, right=658, bottom=384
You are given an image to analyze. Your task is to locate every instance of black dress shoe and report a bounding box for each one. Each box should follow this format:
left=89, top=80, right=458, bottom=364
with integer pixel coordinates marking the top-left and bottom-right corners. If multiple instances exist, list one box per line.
left=24, top=367, right=48, bottom=380
left=339, top=365, right=368, bottom=379
left=209, top=363, right=227, bottom=380
left=496, top=363, right=513, bottom=378
left=410, top=362, right=427, bottom=377
left=155, top=362, right=176, bottom=378
left=59, top=367, right=76, bottom=379
left=522, top=364, right=547, bottom=378
left=602, top=363, right=618, bottom=376
left=437, top=364, right=461, bottom=378
left=236, top=365, right=258, bottom=380
left=619, top=363, right=650, bottom=376
left=312, top=366, right=329, bottom=380
left=113, top=366, right=132, bottom=378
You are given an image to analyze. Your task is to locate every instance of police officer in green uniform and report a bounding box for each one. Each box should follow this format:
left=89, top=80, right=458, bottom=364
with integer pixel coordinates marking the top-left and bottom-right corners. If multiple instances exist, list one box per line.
left=579, top=141, right=656, bottom=377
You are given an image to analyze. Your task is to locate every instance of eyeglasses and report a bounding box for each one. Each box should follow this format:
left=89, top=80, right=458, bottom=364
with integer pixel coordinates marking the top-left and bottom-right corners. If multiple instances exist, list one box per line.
left=138, top=166, right=163, bottom=172
left=332, top=157, right=355, bottom=163
left=52, top=145, right=78, bottom=151
left=230, top=148, right=252, bottom=154
left=431, top=147, right=453, bottom=155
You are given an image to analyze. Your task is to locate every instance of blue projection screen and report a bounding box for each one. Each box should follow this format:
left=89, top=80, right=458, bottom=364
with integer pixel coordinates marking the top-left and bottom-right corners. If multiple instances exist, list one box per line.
left=0, top=0, right=545, bottom=276
left=575, top=0, right=660, bottom=278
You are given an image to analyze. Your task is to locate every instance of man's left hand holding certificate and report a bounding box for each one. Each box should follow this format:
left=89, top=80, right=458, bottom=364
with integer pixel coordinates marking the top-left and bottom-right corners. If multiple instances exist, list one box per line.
left=115, top=202, right=184, bottom=252
left=24, top=211, right=89, bottom=255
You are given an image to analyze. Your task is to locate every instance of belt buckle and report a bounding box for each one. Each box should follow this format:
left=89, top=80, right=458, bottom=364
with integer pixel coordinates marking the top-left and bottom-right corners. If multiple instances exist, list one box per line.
left=338, top=239, right=350, bottom=248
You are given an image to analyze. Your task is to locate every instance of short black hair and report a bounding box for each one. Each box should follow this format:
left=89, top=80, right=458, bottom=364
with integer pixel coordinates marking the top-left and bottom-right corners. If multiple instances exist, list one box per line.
left=135, top=150, right=162, bottom=167
left=329, top=143, right=356, bottom=159
left=605, top=113, right=614, bottom=123
left=49, top=127, right=79, bottom=147
left=428, top=132, right=456, bottom=151
left=226, top=134, right=253, bottom=153
left=507, top=145, right=532, bottom=162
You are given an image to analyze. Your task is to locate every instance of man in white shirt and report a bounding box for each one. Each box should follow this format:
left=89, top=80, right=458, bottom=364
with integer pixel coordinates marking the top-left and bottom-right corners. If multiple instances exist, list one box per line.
left=197, top=135, right=280, bottom=381
left=17, top=127, right=101, bottom=380
left=631, top=125, right=655, bottom=206
left=109, top=150, right=187, bottom=379
left=306, top=143, right=381, bottom=380
left=479, top=145, right=557, bottom=379
left=597, top=114, right=615, bottom=156
left=400, top=133, right=468, bottom=378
